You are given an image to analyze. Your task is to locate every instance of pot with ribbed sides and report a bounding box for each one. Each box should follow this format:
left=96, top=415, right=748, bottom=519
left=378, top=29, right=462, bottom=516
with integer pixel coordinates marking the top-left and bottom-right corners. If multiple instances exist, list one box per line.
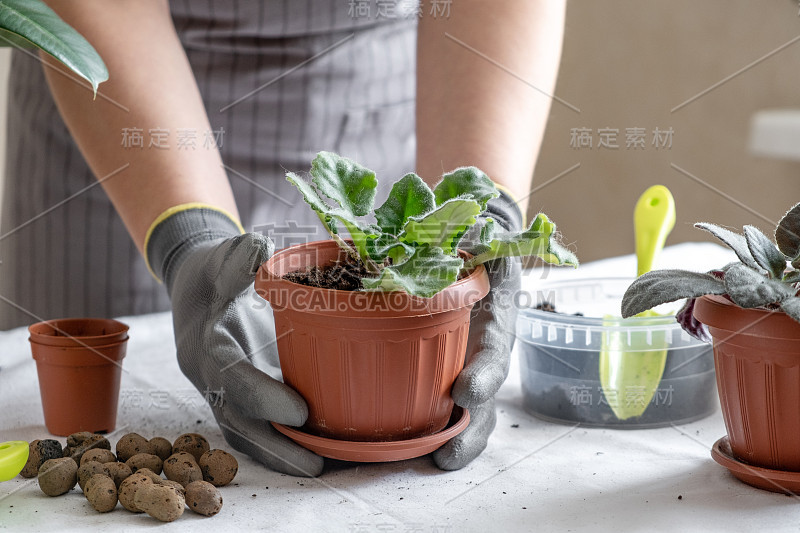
left=694, top=294, right=800, bottom=474
left=254, top=239, right=490, bottom=442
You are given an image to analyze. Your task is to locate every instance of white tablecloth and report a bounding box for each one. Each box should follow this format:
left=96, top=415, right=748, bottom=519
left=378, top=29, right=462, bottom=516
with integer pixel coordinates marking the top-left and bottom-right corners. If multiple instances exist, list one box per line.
left=2, top=243, right=799, bottom=532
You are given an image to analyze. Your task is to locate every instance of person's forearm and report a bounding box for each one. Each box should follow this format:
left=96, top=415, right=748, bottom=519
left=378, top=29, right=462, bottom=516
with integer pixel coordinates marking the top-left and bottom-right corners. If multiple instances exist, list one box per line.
left=416, top=0, right=566, bottom=214
left=41, top=0, right=238, bottom=252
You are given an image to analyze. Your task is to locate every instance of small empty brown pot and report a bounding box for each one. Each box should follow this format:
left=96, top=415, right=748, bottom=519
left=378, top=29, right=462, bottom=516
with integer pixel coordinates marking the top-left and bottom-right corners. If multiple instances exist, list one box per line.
left=255, top=240, right=490, bottom=442
left=29, top=319, right=129, bottom=436
left=29, top=318, right=129, bottom=347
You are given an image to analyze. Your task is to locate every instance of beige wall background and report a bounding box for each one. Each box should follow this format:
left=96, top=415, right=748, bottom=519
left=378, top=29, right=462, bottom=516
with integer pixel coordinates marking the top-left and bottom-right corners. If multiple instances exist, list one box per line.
left=529, top=0, right=800, bottom=262
left=0, top=3, right=799, bottom=264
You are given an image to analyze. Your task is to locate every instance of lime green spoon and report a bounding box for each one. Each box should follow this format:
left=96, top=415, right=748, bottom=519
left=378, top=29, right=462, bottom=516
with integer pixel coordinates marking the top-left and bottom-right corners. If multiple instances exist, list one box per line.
left=600, top=185, right=676, bottom=420
left=0, top=441, right=29, bottom=481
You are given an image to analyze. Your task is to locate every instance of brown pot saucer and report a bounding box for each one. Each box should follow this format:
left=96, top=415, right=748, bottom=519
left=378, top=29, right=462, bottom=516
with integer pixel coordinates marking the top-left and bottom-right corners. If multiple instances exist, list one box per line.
left=272, top=407, right=470, bottom=462
left=711, top=436, right=800, bottom=494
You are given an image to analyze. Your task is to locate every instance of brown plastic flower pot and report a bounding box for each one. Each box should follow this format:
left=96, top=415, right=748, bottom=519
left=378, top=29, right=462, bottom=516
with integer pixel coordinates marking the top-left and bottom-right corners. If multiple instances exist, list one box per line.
left=29, top=318, right=129, bottom=347
left=694, top=294, right=800, bottom=471
left=255, top=240, right=490, bottom=442
left=29, top=336, right=127, bottom=436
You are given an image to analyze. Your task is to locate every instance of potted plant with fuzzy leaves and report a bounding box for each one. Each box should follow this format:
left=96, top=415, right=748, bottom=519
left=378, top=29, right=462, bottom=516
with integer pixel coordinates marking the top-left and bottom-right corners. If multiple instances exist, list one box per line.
left=255, top=152, right=577, bottom=459
left=621, top=202, right=800, bottom=492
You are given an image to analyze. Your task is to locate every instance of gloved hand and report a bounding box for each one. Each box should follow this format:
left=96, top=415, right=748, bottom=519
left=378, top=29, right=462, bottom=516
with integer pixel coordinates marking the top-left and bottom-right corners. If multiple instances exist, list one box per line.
left=146, top=205, right=323, bottom=477
left=433, top=190, right=523, bottom=470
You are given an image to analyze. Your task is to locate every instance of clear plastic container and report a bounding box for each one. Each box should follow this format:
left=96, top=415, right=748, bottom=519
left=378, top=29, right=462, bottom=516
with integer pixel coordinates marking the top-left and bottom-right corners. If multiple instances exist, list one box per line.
left=516, top=277, right=717, bottom=428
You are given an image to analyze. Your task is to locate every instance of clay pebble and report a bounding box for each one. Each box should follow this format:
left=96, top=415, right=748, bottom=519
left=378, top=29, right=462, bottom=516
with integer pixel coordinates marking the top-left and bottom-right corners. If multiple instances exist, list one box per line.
left=116, top=433, right=152, bottom=462
left=199, top=449, right=238, bottom=487
left=126, top=453, right=163, bottom=476
left=85, top=474, right=118, bottom=513
left=134, top=484, right=185, bottom=522
left=21, top=439, right=63, bottom=478
left=77, top=461, right=111, bottom=492
left=38, top=457, right=78, bottom=497
left=172, top=433, right=210, bottom=462
left=185, top=480, right=223, bottom=517
left=148, top=437, right=172, bottom=461
left=118, top=469, right=159, bottom=512
left=105, top=462, right=133, bottom=489
left=80, top=448, right=116, bottom=466
left=163, top=451, right=203, bottom=488
left=64, top=434, right=110, bottom=465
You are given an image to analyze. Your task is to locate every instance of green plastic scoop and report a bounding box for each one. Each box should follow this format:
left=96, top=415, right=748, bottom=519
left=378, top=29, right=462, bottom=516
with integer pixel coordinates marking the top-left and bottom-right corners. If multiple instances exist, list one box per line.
left=600, top=185, right=676, bottom=420
left=0, top=441, right=29, bottom=481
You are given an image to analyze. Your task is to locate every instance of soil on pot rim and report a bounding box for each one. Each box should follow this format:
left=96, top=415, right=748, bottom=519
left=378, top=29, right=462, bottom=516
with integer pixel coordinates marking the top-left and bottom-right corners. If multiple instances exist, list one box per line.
left=281, top=254, right=472, bottom=292
left=282, top=258, right=375, bottom=291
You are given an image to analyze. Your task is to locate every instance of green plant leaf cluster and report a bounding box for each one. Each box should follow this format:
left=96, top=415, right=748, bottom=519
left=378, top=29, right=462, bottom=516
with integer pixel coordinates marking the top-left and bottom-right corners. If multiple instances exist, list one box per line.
left=622, top=202, right=800, bottom=333
left=0, top=0, right=107, bottom=95
left=287, top=152, right=579, bottom=297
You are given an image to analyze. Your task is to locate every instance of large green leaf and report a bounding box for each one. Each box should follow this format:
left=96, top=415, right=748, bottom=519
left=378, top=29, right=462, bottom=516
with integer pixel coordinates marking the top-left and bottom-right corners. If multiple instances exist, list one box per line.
left=400, top=199, right=482, bottom=255
left=365, top=233, right=414, bottom=264
left=621, top=270, right=726, bottom=318
left=694, top=222, right=761, bottom=272
left=464, top=213, right=578, bottom=268
left=310, top=151, right=377, bottom=217
left=743, top=225, right=787, bottom=280
left=361, top=246, right=463, bottom=297
left=433, top=167, right=499, bottom=209
left=374, top=173, right=435, bottom=235
left=775, top=202, right=800, bottom=266
left=286, top=171, right=377, bottom=258
left=0, top=0, right=107, bottom=95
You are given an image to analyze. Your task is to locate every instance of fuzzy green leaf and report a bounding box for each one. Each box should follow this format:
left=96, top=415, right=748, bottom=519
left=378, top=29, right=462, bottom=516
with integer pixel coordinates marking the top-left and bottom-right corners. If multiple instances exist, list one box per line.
left=310, top=151, right=377, bottom=217
left=365, top=233, right=414, bottom=263
left=724, top=263, right=795, bottom=308
left=783, top=270, right=800, bottom=284
left=743, top=225, right=787, bottom=279
left=286, top=172, right=331, bottom=214
left=776, top=202, right=800, bottom=264
left=465, top=213, right=578, bottom=268
left=374, top=173, right=435, bottom=236
left=361, top=246, right=463, bottom=297
left=334, top=215, right=380, bottom=261
left=694, top=222, right=761, bottom=272
left=0, top=0, right=107, bottom=95
left=621, top=270, right=726, bottom=318
left=400, top=199, right=482, bottom=255
left=433, top=167, right=499, bottom=209
left=780, top=296, right=800, bottom=322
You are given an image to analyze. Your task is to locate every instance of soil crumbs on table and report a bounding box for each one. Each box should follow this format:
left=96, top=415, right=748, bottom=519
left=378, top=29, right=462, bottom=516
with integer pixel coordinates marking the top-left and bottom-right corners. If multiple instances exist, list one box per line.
left=283, top=258, right=373, bottom=291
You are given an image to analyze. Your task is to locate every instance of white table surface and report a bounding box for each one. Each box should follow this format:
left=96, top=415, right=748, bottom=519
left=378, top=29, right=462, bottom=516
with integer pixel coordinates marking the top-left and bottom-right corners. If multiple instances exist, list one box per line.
left=3, top=242, right=799, bottom=533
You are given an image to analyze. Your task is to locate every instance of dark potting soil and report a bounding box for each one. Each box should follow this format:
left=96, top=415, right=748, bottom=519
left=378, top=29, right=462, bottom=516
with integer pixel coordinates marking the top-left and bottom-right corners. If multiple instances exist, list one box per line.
left=282, top=259, right=374, bottom=291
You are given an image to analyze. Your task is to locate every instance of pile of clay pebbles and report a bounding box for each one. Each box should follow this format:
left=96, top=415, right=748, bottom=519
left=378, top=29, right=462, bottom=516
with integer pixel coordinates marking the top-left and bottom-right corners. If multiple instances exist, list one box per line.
left=21, top=431, right=238, bottom=522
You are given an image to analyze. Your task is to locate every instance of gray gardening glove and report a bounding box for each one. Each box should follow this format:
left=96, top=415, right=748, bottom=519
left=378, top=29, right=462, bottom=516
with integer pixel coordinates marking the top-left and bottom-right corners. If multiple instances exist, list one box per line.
left=433, top=190, right=523, bottom=470
left=146, top=206, right=323, bottom=477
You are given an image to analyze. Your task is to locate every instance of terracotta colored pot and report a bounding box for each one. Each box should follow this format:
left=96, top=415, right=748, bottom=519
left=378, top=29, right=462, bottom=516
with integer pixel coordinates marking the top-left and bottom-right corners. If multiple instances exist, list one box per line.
left=694, top=294, right=800, bottom=471
left=255, top=240, right=490, bottom=442
left=30, top=333, right=128, bottom=436
left=29, top=318, right=129, bottom=347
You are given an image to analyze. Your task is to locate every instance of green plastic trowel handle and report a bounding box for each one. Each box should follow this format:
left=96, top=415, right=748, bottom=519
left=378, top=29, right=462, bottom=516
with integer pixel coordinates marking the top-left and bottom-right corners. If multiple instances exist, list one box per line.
left=0, top=441, right=29, bottom=482
left=635, top=185, right=676, bottom=278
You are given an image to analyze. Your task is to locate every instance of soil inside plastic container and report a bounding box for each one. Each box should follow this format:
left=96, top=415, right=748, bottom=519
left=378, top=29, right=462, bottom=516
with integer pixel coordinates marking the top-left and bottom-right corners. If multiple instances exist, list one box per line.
left=520, top=300, right=717, bottom=428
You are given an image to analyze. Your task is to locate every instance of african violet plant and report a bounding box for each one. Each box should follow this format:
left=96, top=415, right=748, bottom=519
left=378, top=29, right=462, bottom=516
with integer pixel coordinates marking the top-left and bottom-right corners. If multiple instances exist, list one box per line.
left=286, top=151, right=578, bottom=297
left=621, top=202, right=800, bottom=339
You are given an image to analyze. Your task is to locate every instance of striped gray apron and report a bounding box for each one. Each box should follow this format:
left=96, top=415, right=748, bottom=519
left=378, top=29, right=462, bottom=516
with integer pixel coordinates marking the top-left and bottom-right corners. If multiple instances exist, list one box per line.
left=0, top=0, right=416, bottom=329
